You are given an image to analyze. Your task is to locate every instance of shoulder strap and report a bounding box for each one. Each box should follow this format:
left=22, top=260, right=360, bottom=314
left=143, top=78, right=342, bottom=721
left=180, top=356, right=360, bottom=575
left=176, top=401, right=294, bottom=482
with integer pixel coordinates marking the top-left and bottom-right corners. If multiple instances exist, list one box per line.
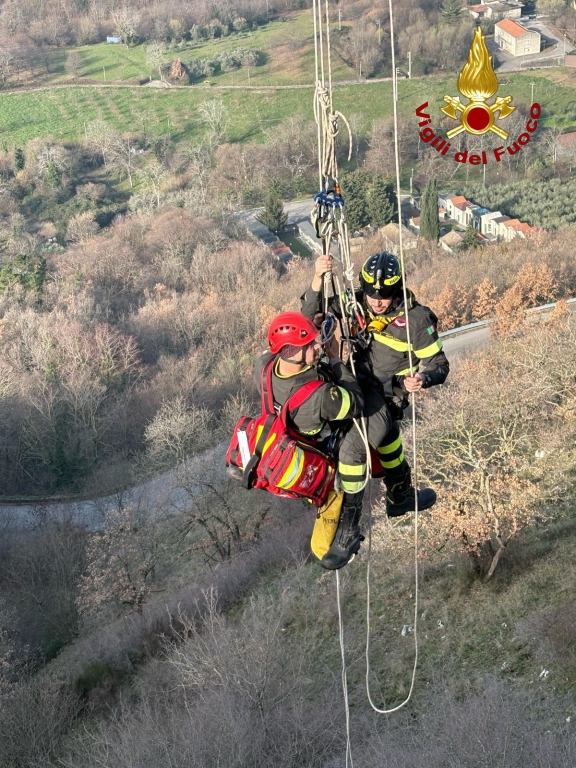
left=279, top=380, right=325, bottom=428
left=260, top=355, right=278, bottom=415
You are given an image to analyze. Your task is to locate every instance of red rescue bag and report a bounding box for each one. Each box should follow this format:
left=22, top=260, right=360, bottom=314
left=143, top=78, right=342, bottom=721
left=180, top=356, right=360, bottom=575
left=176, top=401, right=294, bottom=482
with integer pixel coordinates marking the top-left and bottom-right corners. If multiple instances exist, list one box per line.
left=226, top=356, right=336, bottom=506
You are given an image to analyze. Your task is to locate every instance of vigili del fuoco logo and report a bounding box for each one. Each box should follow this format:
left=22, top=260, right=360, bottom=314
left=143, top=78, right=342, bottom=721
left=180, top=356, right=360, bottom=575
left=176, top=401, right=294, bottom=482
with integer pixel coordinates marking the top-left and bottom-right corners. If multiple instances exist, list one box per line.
left=415, top=27, right=541, bottom=165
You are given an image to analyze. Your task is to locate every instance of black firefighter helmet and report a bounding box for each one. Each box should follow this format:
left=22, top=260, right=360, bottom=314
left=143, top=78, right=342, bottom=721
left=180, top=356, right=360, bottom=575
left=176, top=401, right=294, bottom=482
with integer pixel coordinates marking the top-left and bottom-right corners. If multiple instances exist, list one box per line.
left=360, top=251, right=402, bottom=299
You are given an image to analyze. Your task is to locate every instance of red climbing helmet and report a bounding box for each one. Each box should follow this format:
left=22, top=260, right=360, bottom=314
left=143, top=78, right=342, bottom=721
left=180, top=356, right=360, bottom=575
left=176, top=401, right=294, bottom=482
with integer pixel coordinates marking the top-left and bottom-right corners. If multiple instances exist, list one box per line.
left=267, top=312, right=319, bottom=354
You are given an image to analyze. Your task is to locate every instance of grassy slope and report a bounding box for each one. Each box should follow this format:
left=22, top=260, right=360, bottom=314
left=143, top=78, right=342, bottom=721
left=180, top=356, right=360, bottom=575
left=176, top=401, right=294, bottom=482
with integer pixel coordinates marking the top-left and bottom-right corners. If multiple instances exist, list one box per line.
left=0, top=71, right=574, bottom=148
left=48, top=12, right=357, bottom=87
left=235, top=503, right=576, bottom=709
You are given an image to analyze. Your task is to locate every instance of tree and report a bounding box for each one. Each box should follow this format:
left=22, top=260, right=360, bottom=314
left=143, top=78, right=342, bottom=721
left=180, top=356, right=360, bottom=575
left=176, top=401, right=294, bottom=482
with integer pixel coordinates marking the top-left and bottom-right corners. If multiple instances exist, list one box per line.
left=472, top=278, right=498, bottom=320
left=66, top=212, right=99, bottom=244
left=198, top=99, right=229, bottom=149
left=64, top=51, right=82, bottom=78
left=341, top=167, right=370, bottom=232
left=441, top=0, right=463, bottom=24
left=419, top=177, right=439, bottom=242
left=338, top=19, right=383, bottom=78
left=109, top=134, right=138, bottom=187
left=368, top=175, right=396, bottom=228
left=77, top=505, right=165, bottom=620
left=136, top=159, right=167, bottom=207
left=112, top=7, right=140, bottom=46
left=85, top=119, right=119, bottom=167
left=0, top=47, right=14, bottom=86
left=415, top=321, right=574, bottom=580
left=13, top=147, right=24, bottom=172
left=145, top=42, right=165, bottom=81
left=460, top=225, right=481, bottom=250
left=258, top=187, right=288, bottom=233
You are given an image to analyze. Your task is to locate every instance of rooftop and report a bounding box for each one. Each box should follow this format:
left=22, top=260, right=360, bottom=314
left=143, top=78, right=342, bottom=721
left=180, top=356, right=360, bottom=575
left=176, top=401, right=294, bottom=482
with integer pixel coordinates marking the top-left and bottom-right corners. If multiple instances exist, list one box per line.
left=496, top=18, right=531, bottom=37
left=441, top=230, right=464, bottom=245
left=380, top=222, right=418, bottom=243
left=447, top=195, right=468, bottom=206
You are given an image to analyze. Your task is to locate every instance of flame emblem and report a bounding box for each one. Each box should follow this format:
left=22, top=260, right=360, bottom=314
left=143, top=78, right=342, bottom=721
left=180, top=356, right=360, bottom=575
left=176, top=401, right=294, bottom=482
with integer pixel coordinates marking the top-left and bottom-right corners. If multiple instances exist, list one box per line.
left=441, top=27, right=515, bottom=139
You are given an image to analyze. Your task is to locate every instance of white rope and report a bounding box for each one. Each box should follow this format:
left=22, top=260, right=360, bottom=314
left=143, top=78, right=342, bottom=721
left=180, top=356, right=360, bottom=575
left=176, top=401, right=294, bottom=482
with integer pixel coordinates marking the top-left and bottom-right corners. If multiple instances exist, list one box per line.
left=363, top=0, right=420, bottom=715
left=312, top=0, right=421, bottom=731
left=336, top=570, right=354, bottom=768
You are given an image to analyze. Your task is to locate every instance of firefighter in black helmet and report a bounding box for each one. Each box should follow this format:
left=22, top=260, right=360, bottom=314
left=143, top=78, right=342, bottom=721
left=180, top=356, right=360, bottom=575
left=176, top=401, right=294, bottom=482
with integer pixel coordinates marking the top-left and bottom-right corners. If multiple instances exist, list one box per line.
left=301, top=250, right=449, bottom=518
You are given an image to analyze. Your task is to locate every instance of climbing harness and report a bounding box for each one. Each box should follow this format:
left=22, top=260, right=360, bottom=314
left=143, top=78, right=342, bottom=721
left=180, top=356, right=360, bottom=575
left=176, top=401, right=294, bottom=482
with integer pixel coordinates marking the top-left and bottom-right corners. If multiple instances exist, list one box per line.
left=310, top=0, right=422, bottom=755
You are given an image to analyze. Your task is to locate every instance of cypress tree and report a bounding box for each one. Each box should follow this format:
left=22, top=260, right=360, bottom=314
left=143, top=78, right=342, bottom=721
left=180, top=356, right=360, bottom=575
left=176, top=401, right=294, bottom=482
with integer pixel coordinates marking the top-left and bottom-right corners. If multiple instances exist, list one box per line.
left=441, top=0, right=463, bottom=24
left=14, top=148, right=25, bottom=172
left=341, top=168, right=370, bottom=233
left=420, top=178, right=439, bottom=242
left=368, top=175, right=397, bottom=228
left=258, top=187, right=288, bottom=233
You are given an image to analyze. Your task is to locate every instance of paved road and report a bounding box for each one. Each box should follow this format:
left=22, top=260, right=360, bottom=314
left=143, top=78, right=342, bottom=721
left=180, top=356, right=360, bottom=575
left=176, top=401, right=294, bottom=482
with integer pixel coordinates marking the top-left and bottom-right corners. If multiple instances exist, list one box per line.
left=0, top=325, right=491, bottom=528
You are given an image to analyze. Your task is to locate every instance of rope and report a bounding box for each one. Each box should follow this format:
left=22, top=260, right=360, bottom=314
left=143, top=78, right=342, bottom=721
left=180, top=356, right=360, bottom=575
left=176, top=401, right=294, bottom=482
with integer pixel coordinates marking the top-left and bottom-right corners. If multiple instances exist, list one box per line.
left=363, top=0, right=420, bottom=715
left=336, top=570, right=354, bottom=768
left=311, top=0, right=421, bottom=738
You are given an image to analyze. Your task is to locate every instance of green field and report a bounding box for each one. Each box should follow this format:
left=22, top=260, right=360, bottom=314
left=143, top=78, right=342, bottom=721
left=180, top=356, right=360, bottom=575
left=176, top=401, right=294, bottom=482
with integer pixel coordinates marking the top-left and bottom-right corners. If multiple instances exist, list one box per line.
left=48, top=11, right=357, bottom=87
left=1, top=71, right=574, bottom=150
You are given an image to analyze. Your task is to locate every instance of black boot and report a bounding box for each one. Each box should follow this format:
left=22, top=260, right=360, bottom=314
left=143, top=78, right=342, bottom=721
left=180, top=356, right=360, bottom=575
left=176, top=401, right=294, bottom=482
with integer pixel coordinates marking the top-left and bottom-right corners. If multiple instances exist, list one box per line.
left=385, top=478, right=437, bottom=518
left=320, top=492, right=364, bottom=570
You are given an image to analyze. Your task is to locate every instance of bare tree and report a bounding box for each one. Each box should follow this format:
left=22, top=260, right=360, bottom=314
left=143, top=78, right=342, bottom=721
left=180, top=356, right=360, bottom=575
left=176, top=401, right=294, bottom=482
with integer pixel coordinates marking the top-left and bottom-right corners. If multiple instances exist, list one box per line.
left=199, top=99, right=229, bottom=149
left=85, top=119, right=119, bottom=167
left=66, top=212, right=99, bottom=244
left=145, top=41, right=165, bottom=81
left=136, top=159, right=167, bottom=207
left=0, top=46, right=14, bottom=85
left=112, top=7, right=141, bottom=46
left=64, top=51, right=82, bottom=78
left=109, top=134, right=138, bottom=187
left=337, top=19, right=384, bottom=78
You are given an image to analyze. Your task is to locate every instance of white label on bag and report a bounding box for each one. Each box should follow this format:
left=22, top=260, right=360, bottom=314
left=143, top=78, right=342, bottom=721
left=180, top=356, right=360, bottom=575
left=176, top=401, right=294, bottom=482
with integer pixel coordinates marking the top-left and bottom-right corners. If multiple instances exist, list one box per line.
left=237, top=430, right=251, bottom=469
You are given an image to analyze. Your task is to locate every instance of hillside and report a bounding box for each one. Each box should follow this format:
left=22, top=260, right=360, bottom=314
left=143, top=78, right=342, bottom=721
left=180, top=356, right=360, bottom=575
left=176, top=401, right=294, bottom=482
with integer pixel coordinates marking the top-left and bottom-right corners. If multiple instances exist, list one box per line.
left=1, top=316, right=575, bottom=766
left=1, top=0, right=576, bottom=763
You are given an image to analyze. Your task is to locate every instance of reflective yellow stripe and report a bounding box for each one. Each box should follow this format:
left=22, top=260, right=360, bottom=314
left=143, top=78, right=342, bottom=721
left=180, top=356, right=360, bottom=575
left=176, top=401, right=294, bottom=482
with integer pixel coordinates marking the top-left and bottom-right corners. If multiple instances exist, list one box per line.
left=300, top=425, right=323, bottom=436
left=378, top=435, right=402, bottom=455
left=373, top=333, right=411, bottom=352
left=262, top=432, right=277, bottom=454
left=334, top=387, right=351, bottom=420
left=414, top=339, right=443, bottom=359
left=380, top=451, right=405, bottom=469
left=278, top=447, right=305, bottom=489
left=396, top=365, right=420, bottom=376
left=338, top=461, right=366, bottom=492
left=338, top=462, right=366, bottom=476
left=341, top=479, right=365, bottom=492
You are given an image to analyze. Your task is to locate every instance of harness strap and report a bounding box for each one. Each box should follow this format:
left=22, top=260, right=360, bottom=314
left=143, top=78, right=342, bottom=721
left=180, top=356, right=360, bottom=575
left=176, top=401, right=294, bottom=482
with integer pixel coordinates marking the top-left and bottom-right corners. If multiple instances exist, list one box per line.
left=279, top=380, right=324, bottom=429
left=260, top=356, right=278, bottom=415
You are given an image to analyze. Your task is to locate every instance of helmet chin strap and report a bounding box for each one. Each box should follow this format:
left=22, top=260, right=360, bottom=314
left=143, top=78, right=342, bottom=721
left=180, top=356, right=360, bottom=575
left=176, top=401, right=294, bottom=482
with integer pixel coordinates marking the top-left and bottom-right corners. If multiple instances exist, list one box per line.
left=284, top=346, right=308, bottom=365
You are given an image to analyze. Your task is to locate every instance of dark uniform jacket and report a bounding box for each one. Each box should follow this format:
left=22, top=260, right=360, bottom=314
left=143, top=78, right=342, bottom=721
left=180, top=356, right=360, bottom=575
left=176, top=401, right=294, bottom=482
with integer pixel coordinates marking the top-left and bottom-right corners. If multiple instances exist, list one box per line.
left=300, top=286, right=449, bottom=407
left=254, top=352, right=364, bottom=438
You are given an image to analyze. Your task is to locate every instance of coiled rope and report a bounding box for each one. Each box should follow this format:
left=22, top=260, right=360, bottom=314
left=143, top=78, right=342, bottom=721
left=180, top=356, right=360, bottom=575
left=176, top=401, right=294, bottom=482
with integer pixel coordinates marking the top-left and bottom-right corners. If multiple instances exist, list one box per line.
left=311, top=0, right=421, bottom=743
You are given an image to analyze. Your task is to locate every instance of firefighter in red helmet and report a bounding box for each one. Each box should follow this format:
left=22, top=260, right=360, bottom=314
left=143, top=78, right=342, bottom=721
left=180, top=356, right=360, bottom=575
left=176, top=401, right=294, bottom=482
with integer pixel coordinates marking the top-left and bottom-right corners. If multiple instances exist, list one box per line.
left=254, top=311, right=368, bottom=569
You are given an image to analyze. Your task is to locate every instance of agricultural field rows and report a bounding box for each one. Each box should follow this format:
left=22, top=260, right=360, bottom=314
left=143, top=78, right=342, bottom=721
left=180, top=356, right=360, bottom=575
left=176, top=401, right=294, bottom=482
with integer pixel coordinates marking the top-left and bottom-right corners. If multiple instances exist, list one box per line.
left=0, top=72, right=575, bottom=149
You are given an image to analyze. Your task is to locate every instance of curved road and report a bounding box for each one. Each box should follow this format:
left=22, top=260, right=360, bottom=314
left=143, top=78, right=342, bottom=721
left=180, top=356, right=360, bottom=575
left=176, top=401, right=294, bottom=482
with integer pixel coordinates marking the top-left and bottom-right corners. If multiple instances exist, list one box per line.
left=3, top=295, right=573, bottom=527
left=0, top=326, right=490, bottom=528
